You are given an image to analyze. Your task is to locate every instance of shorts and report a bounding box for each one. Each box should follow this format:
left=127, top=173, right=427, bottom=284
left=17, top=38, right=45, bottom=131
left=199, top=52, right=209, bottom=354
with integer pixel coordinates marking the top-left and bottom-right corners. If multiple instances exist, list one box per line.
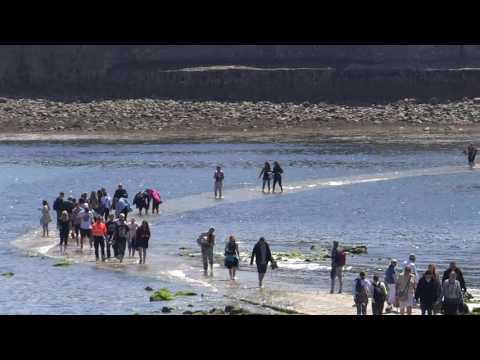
left=80, top=228, right=91, bottom=238
left=256, top=263, right=268, bottom=274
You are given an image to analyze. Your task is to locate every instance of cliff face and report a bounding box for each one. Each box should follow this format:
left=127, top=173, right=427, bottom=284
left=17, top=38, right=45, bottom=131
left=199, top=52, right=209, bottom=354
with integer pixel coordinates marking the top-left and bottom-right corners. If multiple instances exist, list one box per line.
left=1, top=45, right=480, bottom=101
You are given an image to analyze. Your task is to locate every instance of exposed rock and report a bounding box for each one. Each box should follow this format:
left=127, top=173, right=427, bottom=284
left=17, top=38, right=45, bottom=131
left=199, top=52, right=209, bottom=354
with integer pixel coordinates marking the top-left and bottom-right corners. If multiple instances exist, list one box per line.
left=161, top=306, right=173, bottom=313
left=144, top=286, right=153, bottom=291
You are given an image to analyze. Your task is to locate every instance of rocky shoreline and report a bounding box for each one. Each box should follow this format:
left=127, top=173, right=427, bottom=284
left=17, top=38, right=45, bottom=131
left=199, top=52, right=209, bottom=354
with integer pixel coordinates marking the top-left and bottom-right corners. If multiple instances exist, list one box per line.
left=2, top=97, right=480, bottom=135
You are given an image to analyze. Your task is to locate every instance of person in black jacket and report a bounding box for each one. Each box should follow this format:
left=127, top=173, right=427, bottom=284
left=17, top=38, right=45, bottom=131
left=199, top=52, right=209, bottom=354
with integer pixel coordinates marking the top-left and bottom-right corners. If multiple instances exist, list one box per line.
left=442, top=262, right=467, bottom=293
left=53, top=192, right=65, bottom=229
left=58, top=211, right=70, bottom=255
left=415, top=270, right=441, bottom=315
left=250, top=237, right=275, bottom=288
left=272, top=161, right=284, bottom=193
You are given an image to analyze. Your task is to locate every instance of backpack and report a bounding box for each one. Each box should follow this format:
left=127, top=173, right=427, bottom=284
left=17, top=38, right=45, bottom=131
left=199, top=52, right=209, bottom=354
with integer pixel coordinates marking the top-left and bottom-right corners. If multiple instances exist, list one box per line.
left=336, top=251, right=346, bottom=266
left=373, top=283, right=387, bottom=303
left=355, top=279, right=364, bottom=293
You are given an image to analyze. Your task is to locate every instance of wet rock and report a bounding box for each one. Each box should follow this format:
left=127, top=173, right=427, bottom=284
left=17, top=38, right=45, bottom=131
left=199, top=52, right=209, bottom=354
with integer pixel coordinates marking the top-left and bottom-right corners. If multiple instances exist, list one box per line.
left=187, top=304, right=194, bottom=307
left=1, top=272, right=14, bottom=277
left=224, top=305, right=251, bottom=315
left=144, top=286, right=153, bottom=291
left=161, top=306, right=174, bottom=313
left=342, top=245, right=368, bottom=254
left=182, top=311, right=193, bottom=315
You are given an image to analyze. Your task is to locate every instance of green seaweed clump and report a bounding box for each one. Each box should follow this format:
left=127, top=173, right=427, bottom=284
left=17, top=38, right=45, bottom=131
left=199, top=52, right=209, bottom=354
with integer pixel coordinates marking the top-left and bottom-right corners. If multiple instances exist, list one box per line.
left=472, top=307, right=480, bottom=315
left=150, top=288, right=176, bottom=301
left=53, top=260, right=72, bottom=267
left=150, top=288, right=198, bottom=302
left=1, top=272, right=14, bottom=277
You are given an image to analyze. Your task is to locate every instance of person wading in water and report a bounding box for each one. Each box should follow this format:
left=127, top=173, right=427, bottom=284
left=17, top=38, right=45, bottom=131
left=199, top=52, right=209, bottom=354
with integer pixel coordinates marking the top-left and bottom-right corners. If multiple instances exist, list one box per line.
left=259, top=162, right=273, bottom=194
left=464, top=143, right=478, bottom=170
left=213, top=166, right=225, bottom=200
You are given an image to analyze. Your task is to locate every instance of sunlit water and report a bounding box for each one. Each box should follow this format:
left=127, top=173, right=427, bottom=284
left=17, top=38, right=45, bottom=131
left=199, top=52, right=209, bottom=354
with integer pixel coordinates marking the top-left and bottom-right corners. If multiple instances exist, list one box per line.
left=1, top=141, right=479, bottom=314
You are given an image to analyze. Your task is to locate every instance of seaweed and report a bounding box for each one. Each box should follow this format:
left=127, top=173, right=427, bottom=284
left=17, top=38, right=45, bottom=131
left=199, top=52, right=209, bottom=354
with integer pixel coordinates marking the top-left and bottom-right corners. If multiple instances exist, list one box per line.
left=1, top=272, right=14, bottom=277
left=53, top=260, right=72, bottom=267
left=149, top=288, right=197, bottom=302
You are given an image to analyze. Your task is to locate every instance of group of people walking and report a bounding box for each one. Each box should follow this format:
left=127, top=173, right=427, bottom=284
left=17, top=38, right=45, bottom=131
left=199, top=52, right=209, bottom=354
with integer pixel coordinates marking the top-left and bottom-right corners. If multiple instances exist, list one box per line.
left=196, top=228, right=276, bottom=288
left=330, top=242, right=470, bottom=315
left=213, top=161, right=285, bottom=200
left=39, top=184, right=158, bottom=263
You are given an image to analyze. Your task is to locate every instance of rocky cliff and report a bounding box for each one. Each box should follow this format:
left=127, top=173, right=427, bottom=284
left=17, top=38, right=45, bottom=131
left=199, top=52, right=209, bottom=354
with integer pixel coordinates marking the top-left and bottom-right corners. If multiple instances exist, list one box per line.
left=1, top=45, right=480, bottom=101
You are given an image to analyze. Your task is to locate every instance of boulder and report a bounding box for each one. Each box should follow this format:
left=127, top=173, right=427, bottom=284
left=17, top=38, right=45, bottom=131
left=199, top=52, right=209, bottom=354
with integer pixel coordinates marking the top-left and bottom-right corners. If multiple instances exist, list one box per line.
left=161, top=306, right=174, bottom=313
left=144, top=286, right=153, bottom=291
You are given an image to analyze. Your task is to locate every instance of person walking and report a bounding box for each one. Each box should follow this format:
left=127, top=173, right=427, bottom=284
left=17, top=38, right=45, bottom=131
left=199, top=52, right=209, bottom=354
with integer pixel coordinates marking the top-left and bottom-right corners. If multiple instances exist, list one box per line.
left=464, top=143, right=478, bottom=169
left=330, top=241, right=346, bottom=294
left=353, top=272, right=371, bottom=315
left=114, top=213, right=130, bottom=263
left=395, top=266, right=416, bottom=315
left=259, top=162, right=273, bottom=194
left=53, top=192, right=65, bottom=230
left=415, top=270, right=441, bottom=315
left=146, top=189, right=162, bottom=215
left=79, top=204, right=94, bottom=251
left=442, top=262, right=467, bottom=294
left=116, top=197, right=130, bottom=220
left=89, top=191, right=100, bottom=216
left=213, top=166, right=225, bottom=200
left=371, top=275, right=387, bottom=315
left=224, top=235, right=240, bottom=280
left=72, top=202, right=82, bottom=247
left=58, top=211, right=70, bottom=255
left=272, top=161, right=284, bottom=193
left=197, top=227, right=216, bottom=276
left=135, top=220, right=151, bottom=264
left=91, top=217, right=107, bottom=262
left=427, top=264, right=443, bottom=314
left=442, top=271, right=464, bottom=315
left=384, top=259, right=398, bottom=312
left=128, top=218, right=138, bottom=257
left=40, top=200, right=52, bottom=237
left=100, top=189, right=112, bottom=222
left=105, top=214, right=117, bottom=259
left=133, top=191, right=149, bottom=216
left=403, top=254, right=419, bottom=280
left=250, top=237, right=275, bottom=288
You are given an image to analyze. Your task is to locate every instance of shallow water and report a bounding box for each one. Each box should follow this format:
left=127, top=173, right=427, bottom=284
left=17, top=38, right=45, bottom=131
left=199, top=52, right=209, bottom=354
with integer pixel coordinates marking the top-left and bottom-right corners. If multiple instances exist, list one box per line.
left=1, top=140, right=479, bottom=314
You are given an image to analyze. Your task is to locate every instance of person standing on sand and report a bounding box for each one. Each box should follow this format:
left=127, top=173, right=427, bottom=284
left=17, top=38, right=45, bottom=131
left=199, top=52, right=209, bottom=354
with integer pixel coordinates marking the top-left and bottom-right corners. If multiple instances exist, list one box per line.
left=415, top=270, right=441, bottom=315
left=464, top=143, right=478, bottom=169
left=371, top=275, right=387, bottom=315
left=91, top=216, right=107, bottom=262
left=105, top=214, right=117, bottom=259
left=72, top=202, right=82, bottom=247
left=135, top=220, right=151, bottom=264
left=250, top=237, right=275, bottom=288
left=442, top=262, right=467, bottom=294
left=79, top=204, right=94, bottom=250
left=395, top=266, right=416, bottom=315
left=58, top=211, right=70, bottom=255
left=40, top=200, right=52, bottom=237
left=53, top=192, right=65, bottom=230
left=224, top=235, right=240, bottom=280
left=353, top=272, right=371, bottom=315
left=442, top=271, right=464, bottom=315
left=197, top=227, right=216, bottom=276
left=214, top=166, right=225, bottom=200
left=384, top=259, right=398, bottom=312
left=114, top=213, right=129, bottom=263
left=128, top=218, right=138, bottom=257
left=272, top=161, right=284, bottom=193
left=259, top=162, right=273, bottom=193
left=403, top=254, right=419, bottom=280
left=100, top=189, right=112, bottom=222
left=330, top=241, right=346, bottom=294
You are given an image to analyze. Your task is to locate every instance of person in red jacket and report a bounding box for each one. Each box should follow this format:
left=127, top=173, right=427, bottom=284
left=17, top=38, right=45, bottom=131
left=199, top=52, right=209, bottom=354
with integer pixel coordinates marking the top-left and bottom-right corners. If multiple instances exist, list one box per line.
left=91, top=216, right=107, bottom=261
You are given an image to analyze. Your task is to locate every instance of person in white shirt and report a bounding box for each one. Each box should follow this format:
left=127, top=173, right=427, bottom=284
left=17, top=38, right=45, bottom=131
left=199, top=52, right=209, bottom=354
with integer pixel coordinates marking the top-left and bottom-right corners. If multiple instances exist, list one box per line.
left=353, top=272, right=372, bottom=315
left=79, top=204, right=94, bottom=251
left=403, top=254, right=419, bottom=280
